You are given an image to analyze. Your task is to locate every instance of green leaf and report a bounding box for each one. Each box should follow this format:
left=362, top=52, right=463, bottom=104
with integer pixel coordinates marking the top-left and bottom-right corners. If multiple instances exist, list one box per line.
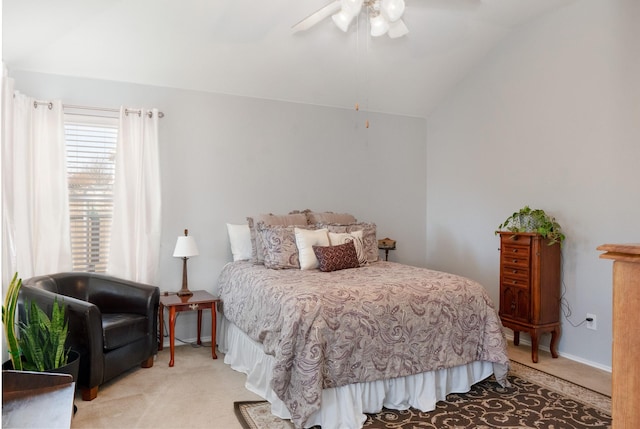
left=2, top=273, right=23, bottom=370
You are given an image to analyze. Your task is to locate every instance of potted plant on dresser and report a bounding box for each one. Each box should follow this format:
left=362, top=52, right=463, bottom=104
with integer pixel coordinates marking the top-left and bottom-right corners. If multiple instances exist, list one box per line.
left=2, top=272, right=80, bottom=380
left=496, top=205, right=565, bottom=246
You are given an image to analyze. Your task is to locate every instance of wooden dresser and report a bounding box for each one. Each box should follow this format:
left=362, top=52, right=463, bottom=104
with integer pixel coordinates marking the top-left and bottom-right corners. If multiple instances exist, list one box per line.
left=598, top=243, right=640, bottom=429
left=498, top=232, right=561, bottom=363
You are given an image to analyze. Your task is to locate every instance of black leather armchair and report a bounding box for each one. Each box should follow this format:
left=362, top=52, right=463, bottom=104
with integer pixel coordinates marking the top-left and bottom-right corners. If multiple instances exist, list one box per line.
left=20, top=272, right=160, bottom=401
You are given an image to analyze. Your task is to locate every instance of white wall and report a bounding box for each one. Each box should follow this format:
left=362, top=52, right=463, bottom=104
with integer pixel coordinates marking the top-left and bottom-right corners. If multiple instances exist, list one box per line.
left=9, top=71, right=427, bottom=343
left=426, top=0, right=640, bottom=369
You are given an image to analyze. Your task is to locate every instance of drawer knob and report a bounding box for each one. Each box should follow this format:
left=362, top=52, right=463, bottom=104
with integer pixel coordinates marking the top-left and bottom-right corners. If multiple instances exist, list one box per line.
left=512, top=249, right=518, bottom=253
left=512, top=269, right=518, bottom=274
left=513, top=259, right=518, bottom=263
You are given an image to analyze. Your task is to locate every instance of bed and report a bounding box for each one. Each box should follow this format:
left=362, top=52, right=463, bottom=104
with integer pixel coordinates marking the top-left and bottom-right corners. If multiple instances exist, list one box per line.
left=217, top=212, right=510, bottom=429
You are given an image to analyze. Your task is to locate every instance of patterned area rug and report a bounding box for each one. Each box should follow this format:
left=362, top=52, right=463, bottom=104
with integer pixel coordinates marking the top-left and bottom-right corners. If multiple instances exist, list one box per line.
left=234, top=361, right=611, bottom=429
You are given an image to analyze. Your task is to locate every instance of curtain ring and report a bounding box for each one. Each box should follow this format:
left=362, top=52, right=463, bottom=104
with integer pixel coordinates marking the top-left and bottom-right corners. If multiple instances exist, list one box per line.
left=33, top=101, right=54, bottom=110
left=125, top=109, right=142, bottom=117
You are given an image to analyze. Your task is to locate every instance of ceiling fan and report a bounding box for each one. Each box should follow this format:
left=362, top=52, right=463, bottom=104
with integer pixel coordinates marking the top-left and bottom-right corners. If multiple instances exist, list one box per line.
left=292, top=0, right=410, bottom=38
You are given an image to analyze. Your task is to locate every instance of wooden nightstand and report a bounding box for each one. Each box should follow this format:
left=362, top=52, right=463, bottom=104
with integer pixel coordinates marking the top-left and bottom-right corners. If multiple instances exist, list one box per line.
left=158, top=290, right=219, bottom=367
left=378, top=237, right=396, bottom=261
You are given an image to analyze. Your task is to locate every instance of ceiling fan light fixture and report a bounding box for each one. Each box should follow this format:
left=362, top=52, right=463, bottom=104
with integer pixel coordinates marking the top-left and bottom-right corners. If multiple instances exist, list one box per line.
left=332, top=10, right=355, bottom=32
left=370, top=13, right=389, bottom=37
left=381, top=0, right=405, bottom=22
left=295, top=0, right=408, bottom=39
left=387, top=18, right=409, bottom=38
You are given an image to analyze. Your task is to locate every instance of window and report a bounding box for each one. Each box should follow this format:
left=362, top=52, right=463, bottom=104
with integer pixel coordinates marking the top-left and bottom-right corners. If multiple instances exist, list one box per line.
left=65, top=117, right=118, bottom=272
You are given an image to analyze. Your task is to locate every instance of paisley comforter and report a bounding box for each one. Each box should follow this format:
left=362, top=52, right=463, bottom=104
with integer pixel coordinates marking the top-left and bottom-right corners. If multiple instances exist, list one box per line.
left=217, top=261, right=509, bottom=428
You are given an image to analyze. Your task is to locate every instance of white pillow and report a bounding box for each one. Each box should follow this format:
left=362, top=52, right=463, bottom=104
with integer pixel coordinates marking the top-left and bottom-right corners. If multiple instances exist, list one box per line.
left=295, top=227, right=329, bottom=270
left=226, top=223, right=252, bottom=261
left=329, top=230, right=366, bottom=266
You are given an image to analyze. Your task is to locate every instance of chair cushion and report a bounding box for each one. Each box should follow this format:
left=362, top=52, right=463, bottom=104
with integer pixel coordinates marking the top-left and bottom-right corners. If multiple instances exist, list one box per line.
left=101, top=313, right=148, bottom=351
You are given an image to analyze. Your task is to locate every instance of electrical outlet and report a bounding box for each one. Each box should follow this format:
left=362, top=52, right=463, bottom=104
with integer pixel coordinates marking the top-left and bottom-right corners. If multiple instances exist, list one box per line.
left=586, top=313, right=597, bottom=330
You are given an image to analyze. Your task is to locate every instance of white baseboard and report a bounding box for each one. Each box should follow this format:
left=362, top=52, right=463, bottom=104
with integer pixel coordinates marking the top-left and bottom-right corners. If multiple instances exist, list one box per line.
left=504, top=332, right=612, bottom=373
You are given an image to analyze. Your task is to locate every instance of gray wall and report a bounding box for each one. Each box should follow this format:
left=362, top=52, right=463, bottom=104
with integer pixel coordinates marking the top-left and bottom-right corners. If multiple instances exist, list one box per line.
left=10, top=70, right=427, bottom=344
left=426, top=0, right=640, bottom=370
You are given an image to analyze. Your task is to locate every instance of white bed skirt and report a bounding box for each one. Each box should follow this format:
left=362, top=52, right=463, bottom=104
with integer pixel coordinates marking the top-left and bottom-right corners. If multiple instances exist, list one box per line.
left=219, top=315, right=497, bottom=429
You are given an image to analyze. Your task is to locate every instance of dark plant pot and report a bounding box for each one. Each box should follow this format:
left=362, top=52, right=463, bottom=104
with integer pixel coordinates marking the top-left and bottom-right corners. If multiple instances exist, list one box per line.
left=48, top=350, right=80, bottom=384
left=2, top=350, right=80, bottom=384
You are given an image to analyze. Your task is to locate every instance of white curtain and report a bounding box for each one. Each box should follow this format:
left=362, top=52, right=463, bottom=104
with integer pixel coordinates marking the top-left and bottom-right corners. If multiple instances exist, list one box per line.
left=107, top=107, right=161, bottom=284
left=1, top=70, right=72, bottom=283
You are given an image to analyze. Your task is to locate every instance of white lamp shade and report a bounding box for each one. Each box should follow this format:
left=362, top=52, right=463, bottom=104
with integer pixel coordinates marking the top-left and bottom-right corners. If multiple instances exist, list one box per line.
left=173, top=235, right=199, bottom=258
left=387, top=18, right=409, bottom=38
left=381, top=0, right=405, bottom=22
left=370, top=14, right=389, bottom=37
left=332, top=10, right=355, bottom=32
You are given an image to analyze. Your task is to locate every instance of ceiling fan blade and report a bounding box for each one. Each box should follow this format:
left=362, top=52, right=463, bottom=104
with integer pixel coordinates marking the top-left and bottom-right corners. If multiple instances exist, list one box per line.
left=292, top=1, right=342, bottom=33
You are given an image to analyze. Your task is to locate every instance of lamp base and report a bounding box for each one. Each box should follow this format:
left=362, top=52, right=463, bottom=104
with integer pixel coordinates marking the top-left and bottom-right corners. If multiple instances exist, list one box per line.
left=177, top=288, right=193, bottom=297
left=177, top=256, right=193, bottom=297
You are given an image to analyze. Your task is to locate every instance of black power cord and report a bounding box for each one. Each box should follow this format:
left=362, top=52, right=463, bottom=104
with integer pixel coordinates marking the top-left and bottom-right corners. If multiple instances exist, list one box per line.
left=559, top=249, right=593, bottom=328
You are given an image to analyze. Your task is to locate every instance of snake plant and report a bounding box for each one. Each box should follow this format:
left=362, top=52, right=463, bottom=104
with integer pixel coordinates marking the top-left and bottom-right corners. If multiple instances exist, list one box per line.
left=2, top=273, right=23, bottom=370
left=2, top=272, right=70, bottom=371
left=19, top=299, right=70, bottom=371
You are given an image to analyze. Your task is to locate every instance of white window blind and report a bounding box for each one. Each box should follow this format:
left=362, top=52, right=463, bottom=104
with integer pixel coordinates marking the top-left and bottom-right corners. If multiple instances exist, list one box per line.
left=65, top=117, right=118, bottom=272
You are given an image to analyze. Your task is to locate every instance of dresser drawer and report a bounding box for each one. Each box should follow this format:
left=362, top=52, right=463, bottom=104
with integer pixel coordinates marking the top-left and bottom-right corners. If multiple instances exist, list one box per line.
left=502, top=266, right=529, bottom=280
left=501, top=274, right=530, bottom=288
left=502, top=244, right=530, bottom=258
left=502, top=234, right=532, bottom=247
left=501, top=246, right=531, bottom=269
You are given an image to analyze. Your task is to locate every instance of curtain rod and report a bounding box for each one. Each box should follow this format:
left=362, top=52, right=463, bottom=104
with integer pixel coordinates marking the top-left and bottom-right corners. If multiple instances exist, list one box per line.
left=33, top=100, right=164, bottom=118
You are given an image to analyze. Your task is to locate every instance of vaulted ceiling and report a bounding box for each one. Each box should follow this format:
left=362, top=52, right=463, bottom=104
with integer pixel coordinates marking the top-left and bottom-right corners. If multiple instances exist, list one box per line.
left=3, top=0, right=575, bottom=118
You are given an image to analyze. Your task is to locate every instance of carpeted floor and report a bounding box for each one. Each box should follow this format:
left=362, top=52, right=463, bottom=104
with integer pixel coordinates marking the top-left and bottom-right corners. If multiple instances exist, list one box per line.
left=234, top=361, right=612, bottom=429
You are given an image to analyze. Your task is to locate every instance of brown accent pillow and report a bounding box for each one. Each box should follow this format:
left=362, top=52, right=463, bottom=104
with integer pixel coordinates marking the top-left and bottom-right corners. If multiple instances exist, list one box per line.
left=312, top=241, right=359, bottom=272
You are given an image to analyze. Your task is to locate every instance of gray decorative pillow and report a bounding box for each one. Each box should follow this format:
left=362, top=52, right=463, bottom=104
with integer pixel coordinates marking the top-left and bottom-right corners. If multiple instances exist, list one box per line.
left=322, top=222, right=379, bottom=263
left=257, top=223, right=301, bottom=269
left=247, top=213, right=307, bottom=264
left=312, top=241, right=359, bottom=272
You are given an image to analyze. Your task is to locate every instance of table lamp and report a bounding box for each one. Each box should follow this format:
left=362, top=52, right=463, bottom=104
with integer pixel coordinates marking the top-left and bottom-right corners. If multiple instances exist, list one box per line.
left=173, top=229, right=199, bottom=297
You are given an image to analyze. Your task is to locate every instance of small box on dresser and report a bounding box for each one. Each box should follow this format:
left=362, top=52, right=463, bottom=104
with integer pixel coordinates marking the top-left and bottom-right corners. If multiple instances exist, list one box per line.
left=498, top=231, right=561, bottom=363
